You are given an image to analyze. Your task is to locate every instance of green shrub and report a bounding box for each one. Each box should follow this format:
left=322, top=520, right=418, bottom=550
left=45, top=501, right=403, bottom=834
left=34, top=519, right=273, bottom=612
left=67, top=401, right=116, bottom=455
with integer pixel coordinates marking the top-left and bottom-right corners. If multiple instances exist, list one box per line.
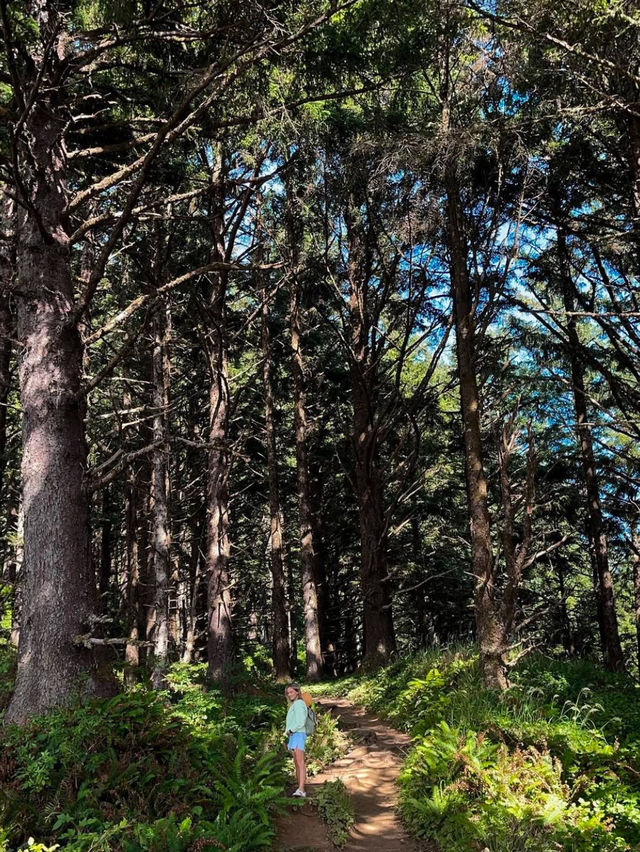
left=305, top=711, right=349, bottom=776
left=0, top=678, right=290, bottom=851
left=338, top=651, right=640, bottom=851
left=313, top=780, right=355, bottom=848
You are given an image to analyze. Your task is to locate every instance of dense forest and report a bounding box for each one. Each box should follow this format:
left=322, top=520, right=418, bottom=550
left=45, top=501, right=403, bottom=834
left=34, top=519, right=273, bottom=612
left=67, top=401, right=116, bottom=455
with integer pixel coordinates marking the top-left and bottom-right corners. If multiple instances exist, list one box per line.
left=1, top=0, right=640, bottom=849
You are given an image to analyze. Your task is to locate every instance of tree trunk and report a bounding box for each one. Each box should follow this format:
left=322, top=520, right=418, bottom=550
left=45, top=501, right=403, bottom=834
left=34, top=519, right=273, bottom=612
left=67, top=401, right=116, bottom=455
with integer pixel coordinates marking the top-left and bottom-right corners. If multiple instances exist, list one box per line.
left=260, top=271, right=291, bottom=681
left=309, top=462, right=336, bottom=674
left=411, top=508, right=429, bottom=649
left=98, top=487, right=112, bottom=612
left=344, top=192, right=396, bottom=670
left=205, top=160, right=233, bottom=684
left=124, top=461, right=142, bottom=684
left=556, top=223, right=625, bottom=673
left=0, top=193, right=15, bottom=505
left=182, top=509, right=205, bottom=663
left=140, top=454, right=154, bottom=663
left=286, top=184, right=323, bottom=681
left=632, top=528, right=640, bottom=680
left=627, top=115, right=640, bottom=266
left=149, top=292, right=172, bottom=689
left=205, top=280, right=233, bottom=682
left=556, top=556, right=575, bottom=656
left=287, top=542, right=298, bottom=675
left=5, top=95, right=115, bottom=723
left=445, top=164, right=506, bottom=690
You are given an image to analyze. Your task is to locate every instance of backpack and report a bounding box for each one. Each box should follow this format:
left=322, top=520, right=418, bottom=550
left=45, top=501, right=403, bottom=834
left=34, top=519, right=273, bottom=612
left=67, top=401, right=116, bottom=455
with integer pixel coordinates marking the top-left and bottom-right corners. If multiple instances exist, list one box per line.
left=301, top=690, right=317, bottom=736
left=304, top=705, right=317, bottom=736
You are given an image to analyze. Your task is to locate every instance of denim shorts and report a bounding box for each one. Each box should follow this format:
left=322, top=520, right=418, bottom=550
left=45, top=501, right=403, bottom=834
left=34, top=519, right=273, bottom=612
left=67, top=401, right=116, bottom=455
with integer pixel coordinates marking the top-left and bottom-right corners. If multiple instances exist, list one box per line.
left=287, top=732, right=307, bottom=752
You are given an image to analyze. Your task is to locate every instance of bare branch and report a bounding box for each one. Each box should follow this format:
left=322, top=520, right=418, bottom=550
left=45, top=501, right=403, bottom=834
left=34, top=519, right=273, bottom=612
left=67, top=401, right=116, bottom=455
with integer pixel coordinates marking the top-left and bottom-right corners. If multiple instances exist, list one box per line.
left=84, top=259, right=283, bottom=346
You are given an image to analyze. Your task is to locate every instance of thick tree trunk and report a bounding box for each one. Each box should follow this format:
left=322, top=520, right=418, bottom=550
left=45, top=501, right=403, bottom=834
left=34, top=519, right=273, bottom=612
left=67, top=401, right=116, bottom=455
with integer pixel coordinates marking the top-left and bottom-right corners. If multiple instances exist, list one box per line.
left=344, top=194, right=396, bottom=670
left=285, top=184, right=323, bottom=681
left=0, top=193, right=17, bottom=640
left=261, top=276, right=291, bottom=681
left=150, top=297, right=172, bottom=689
left=289, top=278, right=323, bottom=681
left=411, top=508, right=429, bottom=649
left=5, top=99, right=115, bottom=723
left=445, top=165, right=506, bottom=690
left=309, top=462, right=336, bottom=673
left=181, top=398, right=206, bottom=664
left=139, top=455, right=154, bottom=663
left=205, top=161, right=233, bottom=683
left=205, top=274, right=233, bottom=682
left=350, top=399, right=396, bottom=669
left=556, top=224, right=625, bottom=673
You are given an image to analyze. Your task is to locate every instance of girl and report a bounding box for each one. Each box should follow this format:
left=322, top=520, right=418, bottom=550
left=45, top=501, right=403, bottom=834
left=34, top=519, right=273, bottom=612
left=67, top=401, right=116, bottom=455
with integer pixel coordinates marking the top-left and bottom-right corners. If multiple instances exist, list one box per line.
left=284, top=682, right=308, bottom=797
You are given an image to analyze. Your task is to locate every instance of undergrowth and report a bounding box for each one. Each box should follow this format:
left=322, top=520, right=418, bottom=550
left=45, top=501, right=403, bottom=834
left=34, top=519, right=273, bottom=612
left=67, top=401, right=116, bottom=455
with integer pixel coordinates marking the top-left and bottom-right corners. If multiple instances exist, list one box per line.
left=0, top=656, right=344, bottom=851
left=325, top=649, right=640, bottom=852
left=312, top=780, right=354, bottom=848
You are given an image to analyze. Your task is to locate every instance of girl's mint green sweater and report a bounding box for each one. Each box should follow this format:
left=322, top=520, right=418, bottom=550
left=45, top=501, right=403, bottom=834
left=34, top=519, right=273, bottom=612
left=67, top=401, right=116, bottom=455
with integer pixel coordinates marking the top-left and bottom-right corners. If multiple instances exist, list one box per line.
left=285, top=698, right=307, bottom=734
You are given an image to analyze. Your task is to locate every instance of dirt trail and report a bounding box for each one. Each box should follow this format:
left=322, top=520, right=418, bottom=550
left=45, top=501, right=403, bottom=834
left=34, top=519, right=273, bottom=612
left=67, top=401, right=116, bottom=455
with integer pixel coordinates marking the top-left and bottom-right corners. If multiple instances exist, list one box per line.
left=275, top=698, right=426, bottom=852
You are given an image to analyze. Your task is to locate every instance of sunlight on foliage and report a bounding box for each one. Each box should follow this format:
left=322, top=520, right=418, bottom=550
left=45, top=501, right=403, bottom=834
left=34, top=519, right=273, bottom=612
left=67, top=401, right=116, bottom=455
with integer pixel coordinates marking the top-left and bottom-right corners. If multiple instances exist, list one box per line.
left=334, top=650, right=640, bottom=851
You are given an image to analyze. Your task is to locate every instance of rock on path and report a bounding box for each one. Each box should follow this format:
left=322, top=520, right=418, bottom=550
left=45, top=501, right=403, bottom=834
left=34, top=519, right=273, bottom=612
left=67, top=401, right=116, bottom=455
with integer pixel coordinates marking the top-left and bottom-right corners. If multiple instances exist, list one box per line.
left=275, top=697, right=428, bottom=852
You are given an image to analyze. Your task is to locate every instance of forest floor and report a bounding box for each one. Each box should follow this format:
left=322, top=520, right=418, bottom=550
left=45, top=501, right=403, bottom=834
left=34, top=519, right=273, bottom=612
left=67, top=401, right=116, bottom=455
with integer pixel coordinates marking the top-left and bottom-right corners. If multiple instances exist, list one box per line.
left=275, top=698, right=429, bottom=852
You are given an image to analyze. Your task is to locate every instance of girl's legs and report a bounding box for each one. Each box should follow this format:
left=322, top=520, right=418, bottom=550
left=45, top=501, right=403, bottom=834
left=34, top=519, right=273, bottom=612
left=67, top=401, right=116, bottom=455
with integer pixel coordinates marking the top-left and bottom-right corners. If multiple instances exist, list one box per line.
left=293, top=747, right=306, bottom=792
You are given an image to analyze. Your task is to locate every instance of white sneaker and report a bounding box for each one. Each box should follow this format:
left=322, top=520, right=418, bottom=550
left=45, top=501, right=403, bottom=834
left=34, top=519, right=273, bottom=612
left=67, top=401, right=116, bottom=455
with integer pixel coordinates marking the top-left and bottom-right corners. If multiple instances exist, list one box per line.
left=292, top=789, right=307, bottom=797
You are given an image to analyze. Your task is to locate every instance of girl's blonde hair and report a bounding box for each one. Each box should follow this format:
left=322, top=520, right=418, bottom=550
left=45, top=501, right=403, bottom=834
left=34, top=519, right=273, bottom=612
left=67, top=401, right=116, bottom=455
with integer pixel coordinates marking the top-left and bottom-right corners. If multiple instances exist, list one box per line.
left=284, top=682, right=302, bottom=701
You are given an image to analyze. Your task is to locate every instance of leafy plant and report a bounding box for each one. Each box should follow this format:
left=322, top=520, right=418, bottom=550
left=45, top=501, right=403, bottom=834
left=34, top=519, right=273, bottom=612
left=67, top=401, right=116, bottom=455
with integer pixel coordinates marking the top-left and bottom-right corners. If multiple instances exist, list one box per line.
left=0, top=667, right=293, bottom=851
left=333, top=651, right=640, bottom=851
left=313, top=780, right=355, bottom=848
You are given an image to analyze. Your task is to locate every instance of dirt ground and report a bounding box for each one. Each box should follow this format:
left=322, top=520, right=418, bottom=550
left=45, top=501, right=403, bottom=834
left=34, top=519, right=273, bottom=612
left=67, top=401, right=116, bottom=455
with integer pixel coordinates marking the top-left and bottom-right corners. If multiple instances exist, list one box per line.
left=274, top=698, right=430, bottom=852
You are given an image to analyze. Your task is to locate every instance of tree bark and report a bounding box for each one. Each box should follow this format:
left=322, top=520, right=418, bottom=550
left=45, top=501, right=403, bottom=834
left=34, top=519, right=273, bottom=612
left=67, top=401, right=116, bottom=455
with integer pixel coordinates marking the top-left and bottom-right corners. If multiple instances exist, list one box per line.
left=0, top=193, right=15, bottom=505
left=287, top=542, right=298, bottom=675
left=309, top=459, right=336, bottom=673
left=149, top=286, right=172, bottom=688
left=98, top=486, right=112, bottom=611
left=626, top=114, right=640, bottom=266
left=182, top=508, right=205, bottom=664
left=260, top=269, right=291, bottom=681
left=344, top=191, right=396, bottom=670
left=286, top=183, right=323, bottom=681
left=556, top=222, right=625, bottom=673
left=124, top=460, right=142, bottom=683
left=445, top=164, right=506, bottom=690
left=5, top=87, right=115, bottom=723
left=556, top=556, right=575, bottom=656
left=205, top=158, right=234, bottom=683
left=632, top=528, right=640, bottom=680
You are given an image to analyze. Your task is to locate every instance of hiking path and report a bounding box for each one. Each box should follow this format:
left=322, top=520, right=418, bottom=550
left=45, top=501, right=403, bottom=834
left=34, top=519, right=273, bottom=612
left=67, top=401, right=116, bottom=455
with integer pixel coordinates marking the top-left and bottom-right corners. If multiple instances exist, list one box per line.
left=275, top=697, right=431, bottom=852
